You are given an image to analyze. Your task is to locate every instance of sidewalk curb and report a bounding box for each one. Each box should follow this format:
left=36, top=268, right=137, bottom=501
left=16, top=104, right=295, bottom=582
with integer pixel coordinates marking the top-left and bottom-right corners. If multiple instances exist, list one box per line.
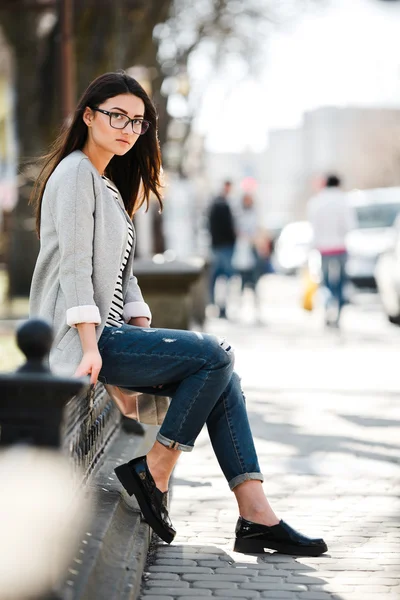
left=63, top=427, right=157, bottom=600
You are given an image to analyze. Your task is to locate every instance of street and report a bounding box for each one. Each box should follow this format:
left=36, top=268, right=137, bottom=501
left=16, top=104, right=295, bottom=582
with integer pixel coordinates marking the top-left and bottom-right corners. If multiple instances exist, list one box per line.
left=139, top=274, right=400, bottom=600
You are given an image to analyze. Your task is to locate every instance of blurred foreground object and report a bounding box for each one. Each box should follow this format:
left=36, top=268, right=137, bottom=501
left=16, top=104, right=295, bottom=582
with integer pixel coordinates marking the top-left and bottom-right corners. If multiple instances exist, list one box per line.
left=0, top=318, right=91, bottom=600
left=0, top=447, right=91, bottom=600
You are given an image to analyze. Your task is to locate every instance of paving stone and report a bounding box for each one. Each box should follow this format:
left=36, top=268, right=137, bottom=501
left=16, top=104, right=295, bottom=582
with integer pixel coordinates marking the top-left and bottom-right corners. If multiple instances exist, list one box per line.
left=261, top=593, right=303, bottom=599
left=142, top=590, right=211, bottom=597
left=239, top=576, right=286, bottom=584
left=197, top=560, right=233, bottom=568
left=184, top=546, right=233, bottom=555
left=154, top=557, right=198, bottom=567
left=287, top=576, right=329, bottom=584
left=213, top=590, right=260, bottom=598
left=147, top=566, right=213, bottom=574
left=155, top=559, right=198, bottom=567
left=146, top=573, right=181, bottom=581
left=192, top=580, right=237, bottom=589
left=254, top=570, right=290, bottom=578
left=215, top=567, right=259, bottom=577
left=241, top=582, right=307, bottom=592
left=144, top=580, right=190, bottom=588
left=272, top=563, right=318, bottom=571
left=248, top=561, right=280, bottom=570
left=141, top=597, right=174, bottom=600
left=182, top=573, right=249, bottom=583
left=298, top=593, right=342, bottom=599
left=158, top=553, right=230, bottom=561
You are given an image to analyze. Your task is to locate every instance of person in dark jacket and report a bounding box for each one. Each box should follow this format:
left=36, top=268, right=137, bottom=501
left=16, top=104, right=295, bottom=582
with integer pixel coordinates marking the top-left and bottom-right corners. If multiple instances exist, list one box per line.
left=208, top=180, right=236, bottom=318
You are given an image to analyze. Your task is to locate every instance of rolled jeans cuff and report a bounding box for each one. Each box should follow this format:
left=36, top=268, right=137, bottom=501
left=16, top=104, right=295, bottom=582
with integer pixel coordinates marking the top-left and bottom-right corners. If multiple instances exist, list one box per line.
left=229, top=472, right=264, bottom=491
left=156, top=432, right=194, bottom=452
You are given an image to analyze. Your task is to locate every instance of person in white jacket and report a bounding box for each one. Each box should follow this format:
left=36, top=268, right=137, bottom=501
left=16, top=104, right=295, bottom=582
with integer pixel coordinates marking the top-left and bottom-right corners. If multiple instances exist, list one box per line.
left=307, top=175, right=357, bottom=327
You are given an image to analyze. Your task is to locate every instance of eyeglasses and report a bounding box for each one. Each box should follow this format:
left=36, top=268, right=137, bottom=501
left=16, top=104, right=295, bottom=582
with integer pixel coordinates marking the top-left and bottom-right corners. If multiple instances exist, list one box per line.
left=91, top=107, right=150, bottom=135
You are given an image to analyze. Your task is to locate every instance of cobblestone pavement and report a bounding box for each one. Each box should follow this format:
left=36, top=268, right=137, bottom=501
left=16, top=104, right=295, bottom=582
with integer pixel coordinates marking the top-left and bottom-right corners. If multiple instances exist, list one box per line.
left=139, top=279, right=400, bottom=600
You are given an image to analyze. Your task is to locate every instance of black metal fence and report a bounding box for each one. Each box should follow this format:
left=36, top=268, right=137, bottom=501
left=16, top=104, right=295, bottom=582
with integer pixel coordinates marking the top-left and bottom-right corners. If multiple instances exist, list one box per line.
left=62, top=383, right=121, bottom=486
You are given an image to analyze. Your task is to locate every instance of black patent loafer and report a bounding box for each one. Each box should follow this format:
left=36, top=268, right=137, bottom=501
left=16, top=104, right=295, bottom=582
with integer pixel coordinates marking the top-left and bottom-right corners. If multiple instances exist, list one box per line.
left=114, top=455, right=176, bottom=544
left=234, top=517, right=328, bottom=556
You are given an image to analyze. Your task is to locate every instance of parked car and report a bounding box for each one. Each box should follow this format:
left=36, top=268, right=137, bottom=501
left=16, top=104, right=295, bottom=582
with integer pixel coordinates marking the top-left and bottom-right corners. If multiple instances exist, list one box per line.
left=273, top=221, right=313, bottom=275
left=345, top=188, right=400, bottom=289
left=375, top=214, right=400, bottom=325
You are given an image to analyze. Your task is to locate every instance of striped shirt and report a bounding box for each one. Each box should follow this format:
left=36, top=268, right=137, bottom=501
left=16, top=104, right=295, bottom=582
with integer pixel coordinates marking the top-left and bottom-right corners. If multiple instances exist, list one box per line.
left=102, top=176, right=134, bottom=328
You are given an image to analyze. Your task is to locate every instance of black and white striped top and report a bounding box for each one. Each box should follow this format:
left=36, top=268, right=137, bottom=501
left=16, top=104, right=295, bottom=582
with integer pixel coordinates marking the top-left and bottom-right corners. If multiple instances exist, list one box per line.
left=102, top=176, right=134, bottom=328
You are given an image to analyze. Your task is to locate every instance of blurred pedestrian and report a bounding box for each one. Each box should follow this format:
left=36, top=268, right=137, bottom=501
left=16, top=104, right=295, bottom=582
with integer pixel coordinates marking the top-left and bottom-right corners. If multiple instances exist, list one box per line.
left=29, top=70, right=327, bottom=556
left=232, top=193, right=262, bottom=310
left=307, top=174, right=357, bottom=327
left=208, top=180, right=236, bottom=318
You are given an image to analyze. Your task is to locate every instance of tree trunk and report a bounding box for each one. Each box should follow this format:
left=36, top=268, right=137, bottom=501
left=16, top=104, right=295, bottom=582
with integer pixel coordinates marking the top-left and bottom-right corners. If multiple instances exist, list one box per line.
left=1, top=11, right=44, bottom=297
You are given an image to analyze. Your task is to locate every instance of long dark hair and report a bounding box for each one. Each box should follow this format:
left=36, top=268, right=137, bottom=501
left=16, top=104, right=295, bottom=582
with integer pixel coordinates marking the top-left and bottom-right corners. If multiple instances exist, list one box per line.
left=31, top=71, right=163, bottom=237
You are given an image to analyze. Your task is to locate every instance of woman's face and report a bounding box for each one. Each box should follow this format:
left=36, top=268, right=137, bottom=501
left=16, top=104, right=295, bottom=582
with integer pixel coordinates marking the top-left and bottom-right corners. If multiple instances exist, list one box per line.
left=83, top=93, right=145, bottom=156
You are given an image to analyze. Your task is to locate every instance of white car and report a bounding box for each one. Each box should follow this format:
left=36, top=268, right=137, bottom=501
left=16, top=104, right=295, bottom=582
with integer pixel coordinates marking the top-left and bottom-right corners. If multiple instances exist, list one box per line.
left=345, top=188, right=400, bottom=289
left=375, top=214, right=400, bottom=325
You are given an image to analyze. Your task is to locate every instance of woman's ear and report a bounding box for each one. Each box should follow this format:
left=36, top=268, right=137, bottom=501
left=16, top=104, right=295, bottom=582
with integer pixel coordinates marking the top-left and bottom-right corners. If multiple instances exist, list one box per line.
left=82, top=107, right=93, bottom=127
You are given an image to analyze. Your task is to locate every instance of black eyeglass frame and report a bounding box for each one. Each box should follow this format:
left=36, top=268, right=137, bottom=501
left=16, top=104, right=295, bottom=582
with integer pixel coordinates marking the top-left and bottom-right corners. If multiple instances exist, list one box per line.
left=90, top=107, right=150, bottom=135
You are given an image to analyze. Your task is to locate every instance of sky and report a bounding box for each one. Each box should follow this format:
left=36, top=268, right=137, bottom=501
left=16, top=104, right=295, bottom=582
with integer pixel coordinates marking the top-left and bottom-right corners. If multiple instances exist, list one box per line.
left=192, top=0, right=400, bottom=153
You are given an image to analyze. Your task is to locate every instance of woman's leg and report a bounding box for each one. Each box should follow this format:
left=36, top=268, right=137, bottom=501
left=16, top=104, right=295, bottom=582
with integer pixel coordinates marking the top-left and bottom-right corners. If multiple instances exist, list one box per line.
left=139, top=371, right=278, bottom=527
left=205, top=371, right=279, bottom=526
left=101, top=326, right=327, bottom=553
left=233, top=481, right=279, bottom=526
left=98, top=323, right=235, bottom=465
left=205, top=371, right=327, bottom=555
left=145, top=442, right=181, bottom=493
left=99, top=324, right=272, bottom=517
left=98, top=324, right=235, bottom=542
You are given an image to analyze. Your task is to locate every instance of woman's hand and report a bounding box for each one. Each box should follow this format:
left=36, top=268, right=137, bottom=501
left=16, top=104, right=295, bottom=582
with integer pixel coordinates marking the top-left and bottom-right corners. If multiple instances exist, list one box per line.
left=74, top=349, right=103, bottom=385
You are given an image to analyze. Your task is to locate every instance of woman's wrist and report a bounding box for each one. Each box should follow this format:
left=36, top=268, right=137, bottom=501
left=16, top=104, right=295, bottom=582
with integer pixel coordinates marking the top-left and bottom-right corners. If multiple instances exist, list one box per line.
left=76, top=322, right=99, bottom=353
left=128, top=316, right=150, bottom=328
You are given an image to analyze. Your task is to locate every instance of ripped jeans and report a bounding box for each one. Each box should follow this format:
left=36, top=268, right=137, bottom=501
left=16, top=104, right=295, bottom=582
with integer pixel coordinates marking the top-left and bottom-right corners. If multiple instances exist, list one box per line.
left=97, top=324, right=263, bottom=490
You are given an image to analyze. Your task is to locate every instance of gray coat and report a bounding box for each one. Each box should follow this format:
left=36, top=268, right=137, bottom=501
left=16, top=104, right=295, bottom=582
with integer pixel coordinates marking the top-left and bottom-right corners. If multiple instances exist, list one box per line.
left=29, top=150, right=151, bottom=376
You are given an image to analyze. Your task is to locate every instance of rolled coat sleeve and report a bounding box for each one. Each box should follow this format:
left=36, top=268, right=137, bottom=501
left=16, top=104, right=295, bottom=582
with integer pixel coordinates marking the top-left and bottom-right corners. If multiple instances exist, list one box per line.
left=50, top=160, right=101, bottom=328
left=123, top=273, right=152, bottom=323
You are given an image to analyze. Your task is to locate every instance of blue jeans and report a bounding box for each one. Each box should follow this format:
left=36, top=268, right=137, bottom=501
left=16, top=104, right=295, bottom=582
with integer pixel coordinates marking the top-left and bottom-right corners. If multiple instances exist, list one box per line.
left=209, top=245, right=235, bottom=306
left=97, top=324, right=263, bottom=490
left=321, top=252, right=347, bottom=320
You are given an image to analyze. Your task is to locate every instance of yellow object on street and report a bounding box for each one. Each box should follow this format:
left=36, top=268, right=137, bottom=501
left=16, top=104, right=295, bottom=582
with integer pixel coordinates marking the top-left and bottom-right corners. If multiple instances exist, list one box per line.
left=301, top=268, right=319, bottom=311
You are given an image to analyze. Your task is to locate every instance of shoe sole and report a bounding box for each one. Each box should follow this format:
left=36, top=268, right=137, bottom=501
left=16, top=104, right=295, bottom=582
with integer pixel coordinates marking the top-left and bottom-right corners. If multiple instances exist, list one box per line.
left=234, top=537, right=328, bottom=556
left=114, top=463, right=175, bottom=544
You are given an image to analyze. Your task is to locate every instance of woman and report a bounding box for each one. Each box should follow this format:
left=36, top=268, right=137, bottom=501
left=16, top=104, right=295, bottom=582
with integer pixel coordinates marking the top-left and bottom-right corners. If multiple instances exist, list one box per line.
left=29, top=71, right=327, bottom=556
